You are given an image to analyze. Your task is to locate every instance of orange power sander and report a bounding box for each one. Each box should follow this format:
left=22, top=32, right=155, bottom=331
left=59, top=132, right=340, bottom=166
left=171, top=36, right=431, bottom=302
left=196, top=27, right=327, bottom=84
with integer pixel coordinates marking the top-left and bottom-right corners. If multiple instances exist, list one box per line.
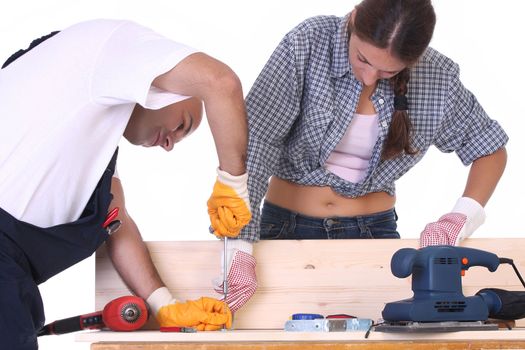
left=37, top=295, right=148, bottom=336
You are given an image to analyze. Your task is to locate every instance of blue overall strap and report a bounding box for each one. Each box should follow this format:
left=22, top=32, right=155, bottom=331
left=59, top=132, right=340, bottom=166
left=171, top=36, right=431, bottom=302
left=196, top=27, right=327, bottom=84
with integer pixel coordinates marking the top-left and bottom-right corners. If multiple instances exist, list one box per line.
left=2, top=31, right=60, bottom=69
left=0, top=149, right=119, bottom=349
left=0, top=148, right=118, bottom=284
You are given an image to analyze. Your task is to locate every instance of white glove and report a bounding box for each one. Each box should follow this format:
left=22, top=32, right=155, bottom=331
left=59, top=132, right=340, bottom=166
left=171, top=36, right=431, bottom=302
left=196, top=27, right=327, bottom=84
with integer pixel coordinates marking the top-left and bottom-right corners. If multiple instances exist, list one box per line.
left=146, top=287, right=176, bottom=317
left=213, top=239, right=257, bottom=313
left=420, top=197, right=486, bottom=247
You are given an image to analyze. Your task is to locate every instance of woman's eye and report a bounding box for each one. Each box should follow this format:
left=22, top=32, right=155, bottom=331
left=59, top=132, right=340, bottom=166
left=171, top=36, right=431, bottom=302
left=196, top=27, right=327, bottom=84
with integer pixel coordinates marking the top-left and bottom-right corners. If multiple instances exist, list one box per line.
left=357, top=55, right=367, bottom=63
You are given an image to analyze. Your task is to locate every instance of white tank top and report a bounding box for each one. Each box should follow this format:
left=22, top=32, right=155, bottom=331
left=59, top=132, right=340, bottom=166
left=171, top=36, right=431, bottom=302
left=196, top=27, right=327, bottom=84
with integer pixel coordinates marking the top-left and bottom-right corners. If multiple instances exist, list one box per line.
left=324, top=113, right=379, bottom=183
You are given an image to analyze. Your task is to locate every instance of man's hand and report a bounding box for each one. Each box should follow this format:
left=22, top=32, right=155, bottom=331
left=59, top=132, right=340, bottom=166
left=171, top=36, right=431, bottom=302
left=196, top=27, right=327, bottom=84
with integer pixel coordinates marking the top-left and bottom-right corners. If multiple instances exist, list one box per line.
left=213, top=240, right=257, bottom=313
left=207, top=168, right=251, bottom=238
left=147, top=287, right=232, bottom=331
left=419, top=197, right=486, bottom=248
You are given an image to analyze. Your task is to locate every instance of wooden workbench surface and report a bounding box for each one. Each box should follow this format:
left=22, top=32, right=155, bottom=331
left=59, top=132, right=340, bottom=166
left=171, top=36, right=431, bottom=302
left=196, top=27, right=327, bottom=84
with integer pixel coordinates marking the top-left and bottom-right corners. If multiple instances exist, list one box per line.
left=88, top=238, right=525, bottom=349
left=79, top=329, right=525, bottom=350
left=94, top=239, right=525, bottom=330
left=78, top=328, right=525, bottom=342
left=87, top=343, right=525, bottom=350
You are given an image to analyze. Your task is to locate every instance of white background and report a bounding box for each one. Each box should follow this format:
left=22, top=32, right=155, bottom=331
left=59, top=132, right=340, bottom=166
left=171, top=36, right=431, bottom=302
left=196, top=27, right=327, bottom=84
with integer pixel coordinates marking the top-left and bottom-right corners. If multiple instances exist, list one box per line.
left=1, top=1, right=523, bottom=349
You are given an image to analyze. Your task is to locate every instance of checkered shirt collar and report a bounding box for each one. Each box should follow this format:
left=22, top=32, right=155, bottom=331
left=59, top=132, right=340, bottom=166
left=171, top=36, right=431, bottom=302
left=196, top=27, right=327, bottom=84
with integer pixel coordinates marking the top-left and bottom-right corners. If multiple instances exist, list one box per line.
left=331, top=14, right=353, bottom=79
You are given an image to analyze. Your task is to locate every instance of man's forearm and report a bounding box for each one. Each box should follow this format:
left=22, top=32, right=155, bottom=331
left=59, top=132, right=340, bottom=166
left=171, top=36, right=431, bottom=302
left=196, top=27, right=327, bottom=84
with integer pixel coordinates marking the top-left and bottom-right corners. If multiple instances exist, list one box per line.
left=106, top=218, right=164, bottom=300
left=202, top=67, right=247, bottom=176
left=206, top=108, right=247, bottom=175
left=107, top=178, right=164, bottom=300
left=152, top=53, right=248, bottom=176
left=463, top=147, right=507, bottom=206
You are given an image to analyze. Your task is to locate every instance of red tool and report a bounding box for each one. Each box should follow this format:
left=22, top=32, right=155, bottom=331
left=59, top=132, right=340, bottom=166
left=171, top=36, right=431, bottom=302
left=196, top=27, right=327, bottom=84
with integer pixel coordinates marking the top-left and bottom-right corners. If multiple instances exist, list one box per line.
left=102, top=207, right=122, bottom=234
left=160, top=326, right=197, bottom=333
left=38, top=295, right=148, bottom=336
left=102, top=207, right=119, bottom=228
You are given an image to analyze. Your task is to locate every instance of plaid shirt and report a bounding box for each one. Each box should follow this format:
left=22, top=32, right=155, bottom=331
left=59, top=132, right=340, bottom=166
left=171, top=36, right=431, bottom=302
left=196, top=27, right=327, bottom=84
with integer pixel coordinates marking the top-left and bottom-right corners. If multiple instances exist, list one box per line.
left=240, top=15, right=508, bottom=242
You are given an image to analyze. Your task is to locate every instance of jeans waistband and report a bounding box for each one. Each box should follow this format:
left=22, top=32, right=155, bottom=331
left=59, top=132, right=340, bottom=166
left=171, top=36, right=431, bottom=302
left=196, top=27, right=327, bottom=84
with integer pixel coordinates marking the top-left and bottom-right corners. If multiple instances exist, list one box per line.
left=262, top=200, right=397, bottom=224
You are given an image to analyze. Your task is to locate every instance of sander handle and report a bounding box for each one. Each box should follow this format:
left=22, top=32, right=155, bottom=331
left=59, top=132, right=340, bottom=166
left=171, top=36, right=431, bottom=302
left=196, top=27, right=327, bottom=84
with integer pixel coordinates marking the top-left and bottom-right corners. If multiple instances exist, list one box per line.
left=453, top=246, right=500, bottom=272
left=390, top=248, right=417, bottom=278
left=390, top=246, right=500, bottom=279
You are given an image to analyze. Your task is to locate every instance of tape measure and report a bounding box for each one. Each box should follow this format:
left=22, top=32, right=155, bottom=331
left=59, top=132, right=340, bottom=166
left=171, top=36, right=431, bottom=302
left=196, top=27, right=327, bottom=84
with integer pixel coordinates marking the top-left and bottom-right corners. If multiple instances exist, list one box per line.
left=291, top=313, right=324, bottom=320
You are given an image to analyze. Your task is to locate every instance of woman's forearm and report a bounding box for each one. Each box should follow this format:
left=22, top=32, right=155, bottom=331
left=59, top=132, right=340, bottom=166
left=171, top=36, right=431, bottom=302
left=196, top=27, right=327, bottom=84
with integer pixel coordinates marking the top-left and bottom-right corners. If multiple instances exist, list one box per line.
left=462, top=147, right=507, bottom=206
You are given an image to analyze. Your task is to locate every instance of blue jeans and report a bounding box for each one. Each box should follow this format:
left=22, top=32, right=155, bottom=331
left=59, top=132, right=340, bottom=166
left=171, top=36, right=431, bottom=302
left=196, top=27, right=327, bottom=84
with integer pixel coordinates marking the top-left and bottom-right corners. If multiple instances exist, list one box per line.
left=259, top=201, right=400, bottom=240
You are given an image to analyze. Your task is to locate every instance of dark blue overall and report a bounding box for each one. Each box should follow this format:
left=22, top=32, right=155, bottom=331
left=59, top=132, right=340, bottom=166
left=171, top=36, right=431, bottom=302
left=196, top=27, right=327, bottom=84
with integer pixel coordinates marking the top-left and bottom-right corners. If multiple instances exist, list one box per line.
left=0, top=150, right=118, bottom=350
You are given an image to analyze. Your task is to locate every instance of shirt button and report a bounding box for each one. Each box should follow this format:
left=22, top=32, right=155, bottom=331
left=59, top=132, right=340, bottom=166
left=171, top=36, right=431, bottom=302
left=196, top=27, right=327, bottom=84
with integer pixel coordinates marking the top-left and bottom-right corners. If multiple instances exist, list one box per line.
left=378, top=98, right=385, bottom=105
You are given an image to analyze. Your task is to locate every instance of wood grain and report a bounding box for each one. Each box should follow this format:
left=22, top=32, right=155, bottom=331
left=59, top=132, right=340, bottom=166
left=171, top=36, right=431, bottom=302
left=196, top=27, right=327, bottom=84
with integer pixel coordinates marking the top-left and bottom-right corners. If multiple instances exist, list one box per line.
left=94, top=238, right=525, bottom=330
left=78, top=328, right=525, bottom=342
left=90, top=341, right=525, bottom=350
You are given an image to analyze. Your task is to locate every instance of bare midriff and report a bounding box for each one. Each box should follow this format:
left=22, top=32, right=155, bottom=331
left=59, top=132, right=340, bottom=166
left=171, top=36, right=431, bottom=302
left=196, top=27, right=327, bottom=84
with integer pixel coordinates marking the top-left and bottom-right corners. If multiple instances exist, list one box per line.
left=265, top=176, right=396, bottom=218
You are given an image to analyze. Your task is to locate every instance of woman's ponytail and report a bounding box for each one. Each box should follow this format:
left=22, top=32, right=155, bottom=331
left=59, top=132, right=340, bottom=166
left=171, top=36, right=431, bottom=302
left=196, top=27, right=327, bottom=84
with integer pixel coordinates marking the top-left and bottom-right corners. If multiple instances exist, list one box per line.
left=381, top=68, right=417, bottom=159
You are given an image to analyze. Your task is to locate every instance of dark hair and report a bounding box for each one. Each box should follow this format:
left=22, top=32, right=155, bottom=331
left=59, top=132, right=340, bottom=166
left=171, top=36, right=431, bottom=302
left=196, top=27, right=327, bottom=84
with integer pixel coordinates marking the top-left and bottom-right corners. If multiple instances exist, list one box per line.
left=349, top=0, right=436, bottom=159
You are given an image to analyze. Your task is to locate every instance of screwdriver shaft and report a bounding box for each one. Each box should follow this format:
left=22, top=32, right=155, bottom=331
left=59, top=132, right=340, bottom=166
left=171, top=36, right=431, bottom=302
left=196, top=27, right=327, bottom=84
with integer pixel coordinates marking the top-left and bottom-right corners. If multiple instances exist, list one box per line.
left=222, top=237, right=228, bottom=331
left=223, top=237, right=228, bottom=297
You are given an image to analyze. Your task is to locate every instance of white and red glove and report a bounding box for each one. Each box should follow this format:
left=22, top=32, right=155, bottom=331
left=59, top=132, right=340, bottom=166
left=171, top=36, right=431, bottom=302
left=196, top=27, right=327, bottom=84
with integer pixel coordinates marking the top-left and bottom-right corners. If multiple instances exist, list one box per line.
left=213, top=240, right=257, bottom=313
left=419, top=197, right=486, bottom=248
left=207, top=168, right=252, bottom=238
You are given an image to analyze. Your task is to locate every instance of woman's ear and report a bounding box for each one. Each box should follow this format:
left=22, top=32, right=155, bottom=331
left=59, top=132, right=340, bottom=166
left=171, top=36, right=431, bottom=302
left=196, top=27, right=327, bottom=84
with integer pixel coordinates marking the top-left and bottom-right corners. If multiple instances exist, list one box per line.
left=350, top=8, right=357, bottom=24
left=347, top=8, right=357, bottom=34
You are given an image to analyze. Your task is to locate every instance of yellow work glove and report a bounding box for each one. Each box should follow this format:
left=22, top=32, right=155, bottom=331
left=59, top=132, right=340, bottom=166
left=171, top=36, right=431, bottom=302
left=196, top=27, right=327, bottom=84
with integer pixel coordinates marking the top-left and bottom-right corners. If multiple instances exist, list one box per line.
left=207, top=168, right=252, bottom=238
left=147, top=287, right=232, bottom=331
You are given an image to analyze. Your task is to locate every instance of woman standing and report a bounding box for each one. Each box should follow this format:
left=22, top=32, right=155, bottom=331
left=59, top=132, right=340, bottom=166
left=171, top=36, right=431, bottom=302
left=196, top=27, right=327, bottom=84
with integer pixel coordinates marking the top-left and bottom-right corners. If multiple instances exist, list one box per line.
left=240, top=0, right=507, bottom=246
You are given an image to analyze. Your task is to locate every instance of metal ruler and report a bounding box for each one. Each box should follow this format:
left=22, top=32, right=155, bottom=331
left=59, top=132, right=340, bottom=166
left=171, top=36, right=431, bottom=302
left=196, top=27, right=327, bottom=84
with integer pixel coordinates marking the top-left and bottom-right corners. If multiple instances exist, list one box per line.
left=284, top=318, right=373, bottom=332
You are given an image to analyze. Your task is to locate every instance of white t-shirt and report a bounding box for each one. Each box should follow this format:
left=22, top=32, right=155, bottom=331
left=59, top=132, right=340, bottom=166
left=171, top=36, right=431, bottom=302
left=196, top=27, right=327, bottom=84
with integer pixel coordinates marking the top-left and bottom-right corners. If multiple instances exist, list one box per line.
left=0, top=19, right=198, bottom=227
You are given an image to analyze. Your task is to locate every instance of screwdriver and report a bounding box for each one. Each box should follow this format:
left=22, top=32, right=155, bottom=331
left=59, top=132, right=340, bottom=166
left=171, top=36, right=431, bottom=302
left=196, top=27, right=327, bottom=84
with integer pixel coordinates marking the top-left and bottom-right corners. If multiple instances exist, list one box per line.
left=222, top=236, right=228, bottom=331
left=210, top=225, right=230, bottom=331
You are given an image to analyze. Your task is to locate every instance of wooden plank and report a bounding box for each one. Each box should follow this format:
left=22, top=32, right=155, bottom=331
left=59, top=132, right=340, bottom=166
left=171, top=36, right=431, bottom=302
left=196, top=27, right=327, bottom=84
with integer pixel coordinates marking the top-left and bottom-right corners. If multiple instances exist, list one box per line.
left=94, top=238, right=525, bottom=331
left=78, top=329, right=525, bottom=342
left=83, top=329, right=525, bottom=350
left=90, top=340, right=525, bottom=350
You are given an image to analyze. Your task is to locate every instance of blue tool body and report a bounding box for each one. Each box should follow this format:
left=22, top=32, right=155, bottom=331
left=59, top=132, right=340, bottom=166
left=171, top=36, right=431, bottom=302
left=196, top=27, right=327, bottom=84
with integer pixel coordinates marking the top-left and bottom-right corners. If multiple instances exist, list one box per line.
left=382, top=245, right=501, bottom=322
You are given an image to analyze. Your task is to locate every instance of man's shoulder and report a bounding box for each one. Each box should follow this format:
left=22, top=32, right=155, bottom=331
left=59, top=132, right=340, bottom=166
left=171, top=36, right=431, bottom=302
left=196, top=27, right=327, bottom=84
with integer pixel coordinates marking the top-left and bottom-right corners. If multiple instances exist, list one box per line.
left=61, top=19, right=136, bottom=37
left=55, top=19, right=165, bottom=56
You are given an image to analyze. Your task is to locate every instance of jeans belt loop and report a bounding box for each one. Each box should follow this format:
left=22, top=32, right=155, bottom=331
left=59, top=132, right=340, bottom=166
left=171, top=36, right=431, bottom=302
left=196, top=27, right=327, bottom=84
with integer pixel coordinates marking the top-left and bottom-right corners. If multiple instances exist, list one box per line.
left=289, top=211, right=297, bottom=234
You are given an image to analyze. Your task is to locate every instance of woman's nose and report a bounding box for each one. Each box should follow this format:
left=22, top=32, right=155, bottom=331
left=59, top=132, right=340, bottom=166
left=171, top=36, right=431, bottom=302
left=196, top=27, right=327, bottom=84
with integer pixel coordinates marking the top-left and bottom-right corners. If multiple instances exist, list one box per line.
left=361, top=67, right=379, bottom=86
